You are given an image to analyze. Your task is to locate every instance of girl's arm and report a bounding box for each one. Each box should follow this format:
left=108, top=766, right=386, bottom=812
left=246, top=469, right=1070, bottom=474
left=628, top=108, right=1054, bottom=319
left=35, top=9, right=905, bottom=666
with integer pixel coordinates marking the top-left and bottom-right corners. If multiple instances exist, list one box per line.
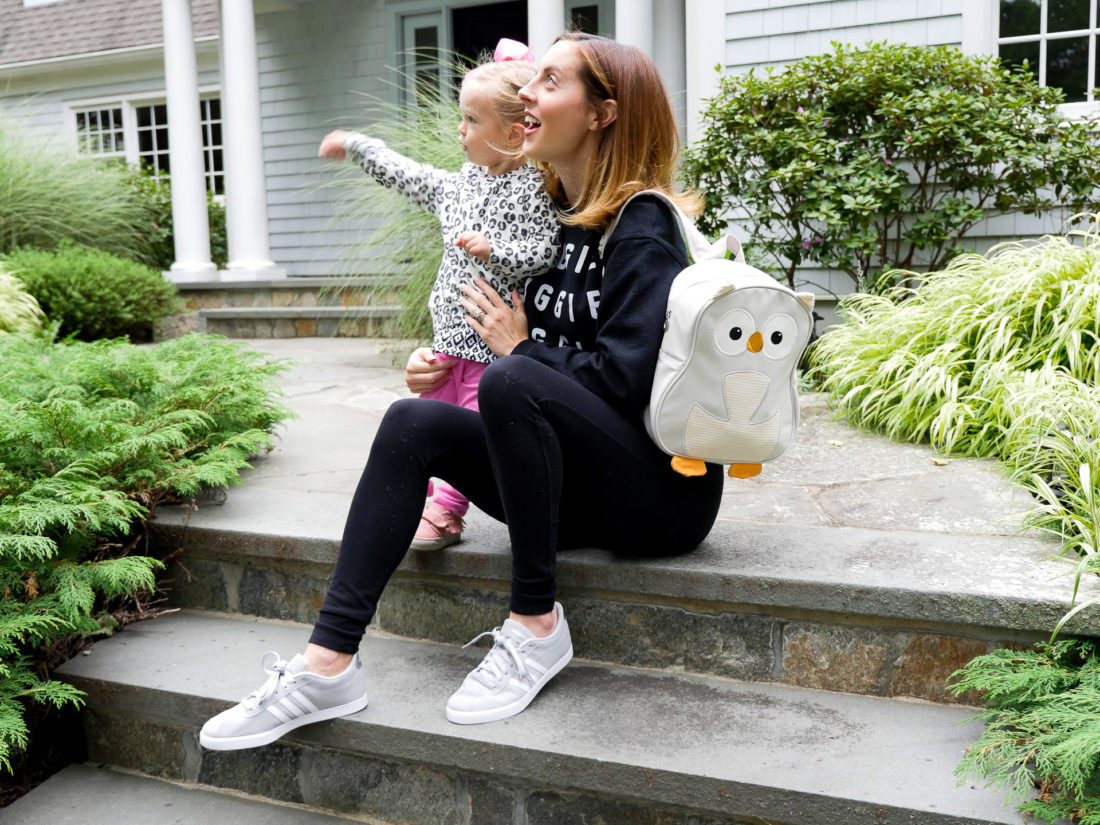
left=480, top=194, right=561, bottom=286
left=331, top=131, right=453, bottom=218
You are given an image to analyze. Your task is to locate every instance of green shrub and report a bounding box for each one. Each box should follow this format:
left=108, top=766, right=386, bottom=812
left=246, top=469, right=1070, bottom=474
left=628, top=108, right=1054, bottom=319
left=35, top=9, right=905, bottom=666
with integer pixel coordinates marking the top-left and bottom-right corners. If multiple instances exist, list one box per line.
left=4, top=242, right=183, bottom=341
left=0, top=332, right=291, bottom=775
left=0, top=266, right=43, bottom=334
left=123, top=166, right=228, bottom=271
left=950, top=640, right=1100, bottom=822
left=326, top=58, right=469, bottom=341
left=811, top=218, right=1100, bottom=821
left=0, top=109, right=151, bottom=260
left=682, top=41, right=1100, bottom=292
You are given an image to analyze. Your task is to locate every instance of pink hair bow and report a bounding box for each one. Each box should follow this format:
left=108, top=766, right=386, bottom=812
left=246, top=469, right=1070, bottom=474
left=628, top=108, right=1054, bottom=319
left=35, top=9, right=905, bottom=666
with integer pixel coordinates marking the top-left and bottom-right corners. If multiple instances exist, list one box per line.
left=494, top=38, right=535, bottom=63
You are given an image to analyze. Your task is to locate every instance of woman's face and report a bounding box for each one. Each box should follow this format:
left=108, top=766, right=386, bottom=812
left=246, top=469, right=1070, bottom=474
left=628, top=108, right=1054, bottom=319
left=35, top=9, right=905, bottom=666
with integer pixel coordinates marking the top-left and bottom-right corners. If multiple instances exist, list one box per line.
left=518, top=40, right=601, bottom=171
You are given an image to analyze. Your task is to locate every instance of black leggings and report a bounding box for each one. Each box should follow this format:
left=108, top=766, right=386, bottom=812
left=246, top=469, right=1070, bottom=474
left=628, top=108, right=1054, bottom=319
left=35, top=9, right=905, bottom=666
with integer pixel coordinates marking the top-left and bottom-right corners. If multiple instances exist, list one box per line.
left=310, top=355, right=724, bottom=653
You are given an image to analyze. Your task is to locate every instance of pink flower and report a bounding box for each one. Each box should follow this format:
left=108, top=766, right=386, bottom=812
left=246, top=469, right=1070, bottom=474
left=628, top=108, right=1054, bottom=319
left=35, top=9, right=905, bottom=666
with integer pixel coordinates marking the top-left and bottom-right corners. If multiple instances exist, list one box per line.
left=802, top=240, right=811, bottom=250
left=906, top=135, right=912, bottom=141
left=884, top=159, right=893, bottom=165
left=796, top=106, right=804, bottom=114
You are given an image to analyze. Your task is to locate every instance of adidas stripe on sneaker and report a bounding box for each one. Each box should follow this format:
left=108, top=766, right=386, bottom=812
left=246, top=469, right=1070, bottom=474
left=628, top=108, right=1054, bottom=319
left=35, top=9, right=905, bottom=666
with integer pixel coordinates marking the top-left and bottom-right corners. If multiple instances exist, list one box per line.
left=200, top=650, right=368, bottom=751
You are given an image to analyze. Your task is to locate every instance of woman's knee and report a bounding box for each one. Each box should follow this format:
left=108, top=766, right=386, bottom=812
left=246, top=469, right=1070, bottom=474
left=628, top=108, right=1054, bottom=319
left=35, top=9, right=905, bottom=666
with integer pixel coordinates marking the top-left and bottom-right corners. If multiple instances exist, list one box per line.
left=478, top=355, right=545, bottom=413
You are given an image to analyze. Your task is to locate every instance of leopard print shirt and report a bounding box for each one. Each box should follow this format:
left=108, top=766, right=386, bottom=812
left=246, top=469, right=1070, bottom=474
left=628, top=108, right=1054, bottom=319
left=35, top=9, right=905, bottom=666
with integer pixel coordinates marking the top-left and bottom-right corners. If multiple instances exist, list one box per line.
left=344, top=133, right=561, bottom=363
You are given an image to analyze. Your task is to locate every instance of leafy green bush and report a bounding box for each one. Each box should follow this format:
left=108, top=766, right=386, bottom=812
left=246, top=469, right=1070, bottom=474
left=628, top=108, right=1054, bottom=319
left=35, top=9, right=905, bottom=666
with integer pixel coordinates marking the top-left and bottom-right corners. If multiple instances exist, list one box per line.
left=0, top=266, right=43, bottom=334
left=326, top=59, right=468, bottom=341
left=4, top=242, right=183, bottom=341
left=950, top=640, right=1100, bottom=822
left=123, top=166, right=228, bottom=272
left=0, top=109, right=151, bottom=260
left=811, top=218, right=1100, bottom=821
left=0, top=332, right=290, bottom=775
left=682, top=41, right=1100, bottom=291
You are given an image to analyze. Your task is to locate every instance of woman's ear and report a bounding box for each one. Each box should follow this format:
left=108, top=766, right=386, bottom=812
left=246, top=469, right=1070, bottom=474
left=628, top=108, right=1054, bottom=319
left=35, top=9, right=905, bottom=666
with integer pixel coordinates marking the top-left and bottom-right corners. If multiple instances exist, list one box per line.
left=587, top=99, right=618, bottom=131
left=597, top=99, right=618, bottom=128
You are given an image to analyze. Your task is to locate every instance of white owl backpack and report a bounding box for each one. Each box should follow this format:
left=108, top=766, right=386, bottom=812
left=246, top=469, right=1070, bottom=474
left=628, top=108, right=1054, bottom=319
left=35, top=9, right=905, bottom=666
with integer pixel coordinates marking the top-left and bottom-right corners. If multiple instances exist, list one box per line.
left=600, top=191, right=816, bottom=479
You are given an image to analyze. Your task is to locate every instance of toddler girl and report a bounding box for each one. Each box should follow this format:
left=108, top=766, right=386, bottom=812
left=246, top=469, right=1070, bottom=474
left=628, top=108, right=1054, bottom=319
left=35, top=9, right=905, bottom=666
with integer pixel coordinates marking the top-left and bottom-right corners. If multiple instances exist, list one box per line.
left=318, top=40, right=560, bottom=551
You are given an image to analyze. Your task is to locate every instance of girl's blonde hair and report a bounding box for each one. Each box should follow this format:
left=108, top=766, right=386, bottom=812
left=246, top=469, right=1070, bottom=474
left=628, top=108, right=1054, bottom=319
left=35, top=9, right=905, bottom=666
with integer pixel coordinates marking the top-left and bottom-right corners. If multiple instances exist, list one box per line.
left=462, top=59, right=537, bottom=161
left=543, top=32, right=701, bottom=229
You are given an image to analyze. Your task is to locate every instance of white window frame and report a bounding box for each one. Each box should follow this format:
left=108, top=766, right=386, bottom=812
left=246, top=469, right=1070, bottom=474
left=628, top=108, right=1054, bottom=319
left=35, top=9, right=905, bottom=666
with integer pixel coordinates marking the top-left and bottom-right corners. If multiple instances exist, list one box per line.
left=65, top=87, right=225, bottom=197
left=965, top=0, right=1099, bottom=117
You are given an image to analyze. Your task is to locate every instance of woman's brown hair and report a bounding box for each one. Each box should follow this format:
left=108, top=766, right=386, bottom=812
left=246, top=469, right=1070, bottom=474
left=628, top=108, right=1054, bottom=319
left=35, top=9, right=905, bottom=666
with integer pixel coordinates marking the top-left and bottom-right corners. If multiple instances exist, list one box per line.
left=543, top=32, right=701, bottom=229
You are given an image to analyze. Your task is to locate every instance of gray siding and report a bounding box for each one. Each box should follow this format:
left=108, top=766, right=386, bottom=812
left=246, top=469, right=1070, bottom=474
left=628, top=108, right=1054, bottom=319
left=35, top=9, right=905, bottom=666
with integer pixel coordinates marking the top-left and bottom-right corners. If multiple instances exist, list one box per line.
left=0, top=57, right=219, bottom=147
left=257, top=0, right=393, bottom=277
left=724, top=0, right=962, bottom=72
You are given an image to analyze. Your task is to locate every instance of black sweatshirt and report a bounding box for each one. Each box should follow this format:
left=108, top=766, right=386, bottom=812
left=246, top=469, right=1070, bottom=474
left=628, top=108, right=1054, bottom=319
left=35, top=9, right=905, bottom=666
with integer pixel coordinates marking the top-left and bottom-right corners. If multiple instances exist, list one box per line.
left=512, top=195, right=688, bottom=418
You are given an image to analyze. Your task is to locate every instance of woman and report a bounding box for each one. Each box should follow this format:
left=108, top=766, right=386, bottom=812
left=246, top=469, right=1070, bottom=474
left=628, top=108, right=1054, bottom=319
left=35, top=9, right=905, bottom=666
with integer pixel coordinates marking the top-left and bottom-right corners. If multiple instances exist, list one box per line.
left=199, top=32, right=724, bottom=750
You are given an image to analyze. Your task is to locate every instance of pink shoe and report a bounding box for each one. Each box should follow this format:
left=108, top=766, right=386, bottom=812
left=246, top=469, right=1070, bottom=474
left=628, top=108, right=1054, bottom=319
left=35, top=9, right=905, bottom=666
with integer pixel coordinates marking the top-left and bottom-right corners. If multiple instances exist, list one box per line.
left=410, top=501, right=464, bottom=551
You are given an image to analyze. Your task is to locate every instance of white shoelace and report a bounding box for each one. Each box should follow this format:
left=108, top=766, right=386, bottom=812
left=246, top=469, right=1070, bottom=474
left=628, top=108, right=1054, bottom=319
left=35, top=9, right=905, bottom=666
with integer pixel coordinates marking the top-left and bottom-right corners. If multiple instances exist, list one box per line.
left=242, top=650, right=291, bottom=711
left=463, top=628, right=530, bottom=687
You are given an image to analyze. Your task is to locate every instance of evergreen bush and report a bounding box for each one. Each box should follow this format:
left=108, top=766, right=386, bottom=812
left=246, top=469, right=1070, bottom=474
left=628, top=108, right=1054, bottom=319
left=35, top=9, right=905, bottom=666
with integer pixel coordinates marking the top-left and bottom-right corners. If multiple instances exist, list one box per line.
left=950, top=640, right=1100, bottom=822
left=0, top=109, right=151, bottom=260
left=4, top=242, right=182, bottom=342
left=681, top=41, right=1100, bottom=292
left=0, top=332, right=290, bottom=777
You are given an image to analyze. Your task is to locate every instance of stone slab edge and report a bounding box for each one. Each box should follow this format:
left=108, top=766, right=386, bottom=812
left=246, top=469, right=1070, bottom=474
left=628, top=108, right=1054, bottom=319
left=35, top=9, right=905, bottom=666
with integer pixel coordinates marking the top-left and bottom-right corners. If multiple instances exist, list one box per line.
left=149, top=518, right=1100, bottom=638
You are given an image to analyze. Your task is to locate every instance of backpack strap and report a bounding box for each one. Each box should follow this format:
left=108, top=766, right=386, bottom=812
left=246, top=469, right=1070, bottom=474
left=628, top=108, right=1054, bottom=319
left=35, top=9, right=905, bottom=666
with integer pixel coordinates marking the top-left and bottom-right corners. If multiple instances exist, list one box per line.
left=597, top=189, right=744, bottom=265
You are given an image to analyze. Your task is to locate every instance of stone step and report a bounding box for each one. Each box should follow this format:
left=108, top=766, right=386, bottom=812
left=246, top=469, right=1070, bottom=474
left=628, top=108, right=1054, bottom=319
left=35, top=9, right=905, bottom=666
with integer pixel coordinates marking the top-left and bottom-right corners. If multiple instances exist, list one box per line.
left=150, top=379, right=1097, bottom=704
left=158, top=276, right=411, bottom=339
left=199, top=305, right=402, bottom=339
left=54, top=609, right=1031, bottom=825
left=7, top=763, right=361, bottom=825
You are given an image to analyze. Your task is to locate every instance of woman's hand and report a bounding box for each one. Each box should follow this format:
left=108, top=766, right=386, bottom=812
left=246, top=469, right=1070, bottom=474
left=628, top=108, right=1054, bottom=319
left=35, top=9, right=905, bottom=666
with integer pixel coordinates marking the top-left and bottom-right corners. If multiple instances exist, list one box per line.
left=460, top=279, right=528, bottom=357
left=318, top=129, right=350, bottom=161
left=405, top=347, right=454, bottom=394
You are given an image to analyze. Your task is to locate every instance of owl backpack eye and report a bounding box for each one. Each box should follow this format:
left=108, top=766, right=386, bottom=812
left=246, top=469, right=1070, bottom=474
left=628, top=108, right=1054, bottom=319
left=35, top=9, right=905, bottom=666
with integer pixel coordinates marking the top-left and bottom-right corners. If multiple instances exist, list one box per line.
left=762, top=314, right=798, bottom=360
left=714, top=308, right=755, bottom=355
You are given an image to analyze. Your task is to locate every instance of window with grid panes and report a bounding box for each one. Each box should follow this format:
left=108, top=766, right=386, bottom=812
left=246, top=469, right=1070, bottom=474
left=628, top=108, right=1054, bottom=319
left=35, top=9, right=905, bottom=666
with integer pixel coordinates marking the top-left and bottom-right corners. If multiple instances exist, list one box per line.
left=999, top=0, right=1099, bottom=103
left=74, top=98, right=224, bottom=196
left=75, top=107, right=125, bottom=157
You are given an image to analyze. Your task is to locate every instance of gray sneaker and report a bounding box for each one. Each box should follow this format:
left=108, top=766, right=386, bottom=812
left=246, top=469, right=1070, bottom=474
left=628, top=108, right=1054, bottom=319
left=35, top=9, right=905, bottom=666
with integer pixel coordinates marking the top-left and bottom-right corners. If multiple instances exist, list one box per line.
left=446, top=603, right=573, bottom=725
left=200, top=651, right=368, bottom=750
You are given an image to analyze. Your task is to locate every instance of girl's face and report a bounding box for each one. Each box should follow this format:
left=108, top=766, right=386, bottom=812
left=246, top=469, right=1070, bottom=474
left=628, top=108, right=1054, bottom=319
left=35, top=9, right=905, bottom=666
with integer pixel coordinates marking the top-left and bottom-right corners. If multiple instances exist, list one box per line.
left=458, top=83, right=520, bottom=175
left=518, top=40, right=601, bottom=173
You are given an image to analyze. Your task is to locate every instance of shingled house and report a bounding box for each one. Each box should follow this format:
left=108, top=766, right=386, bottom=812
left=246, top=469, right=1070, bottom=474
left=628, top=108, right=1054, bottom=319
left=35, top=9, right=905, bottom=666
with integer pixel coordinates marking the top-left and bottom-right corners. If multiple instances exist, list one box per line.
left=1, top=1, right=1095, bottom=307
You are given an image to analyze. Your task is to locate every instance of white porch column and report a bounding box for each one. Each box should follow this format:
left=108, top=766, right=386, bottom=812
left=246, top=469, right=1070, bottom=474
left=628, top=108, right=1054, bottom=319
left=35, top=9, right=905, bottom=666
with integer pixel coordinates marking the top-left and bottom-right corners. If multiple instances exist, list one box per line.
left=161, top=0, right=215, bottom=282
left=219, top=0, right=284, bottom=280
left=653, top=0, right=686, bottom=137
left=527, top=0, right=564, bottom=61
left=685, top=0, right=725, bottom=146
left=615, top=0, right=654, bottom=55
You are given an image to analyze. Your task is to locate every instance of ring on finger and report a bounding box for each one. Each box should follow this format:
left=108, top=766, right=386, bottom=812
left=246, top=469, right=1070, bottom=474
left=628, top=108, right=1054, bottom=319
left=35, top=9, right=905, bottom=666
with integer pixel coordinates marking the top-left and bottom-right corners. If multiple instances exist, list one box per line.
left=473, top=309, right=486, bottom=323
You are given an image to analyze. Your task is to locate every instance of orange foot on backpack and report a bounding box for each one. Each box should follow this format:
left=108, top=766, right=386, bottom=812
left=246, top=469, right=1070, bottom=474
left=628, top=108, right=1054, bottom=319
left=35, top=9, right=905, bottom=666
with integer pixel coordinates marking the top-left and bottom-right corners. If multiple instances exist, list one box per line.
left=728, top=463, right=762, bottom=479
left=670, top=455, right=707, bottom=477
